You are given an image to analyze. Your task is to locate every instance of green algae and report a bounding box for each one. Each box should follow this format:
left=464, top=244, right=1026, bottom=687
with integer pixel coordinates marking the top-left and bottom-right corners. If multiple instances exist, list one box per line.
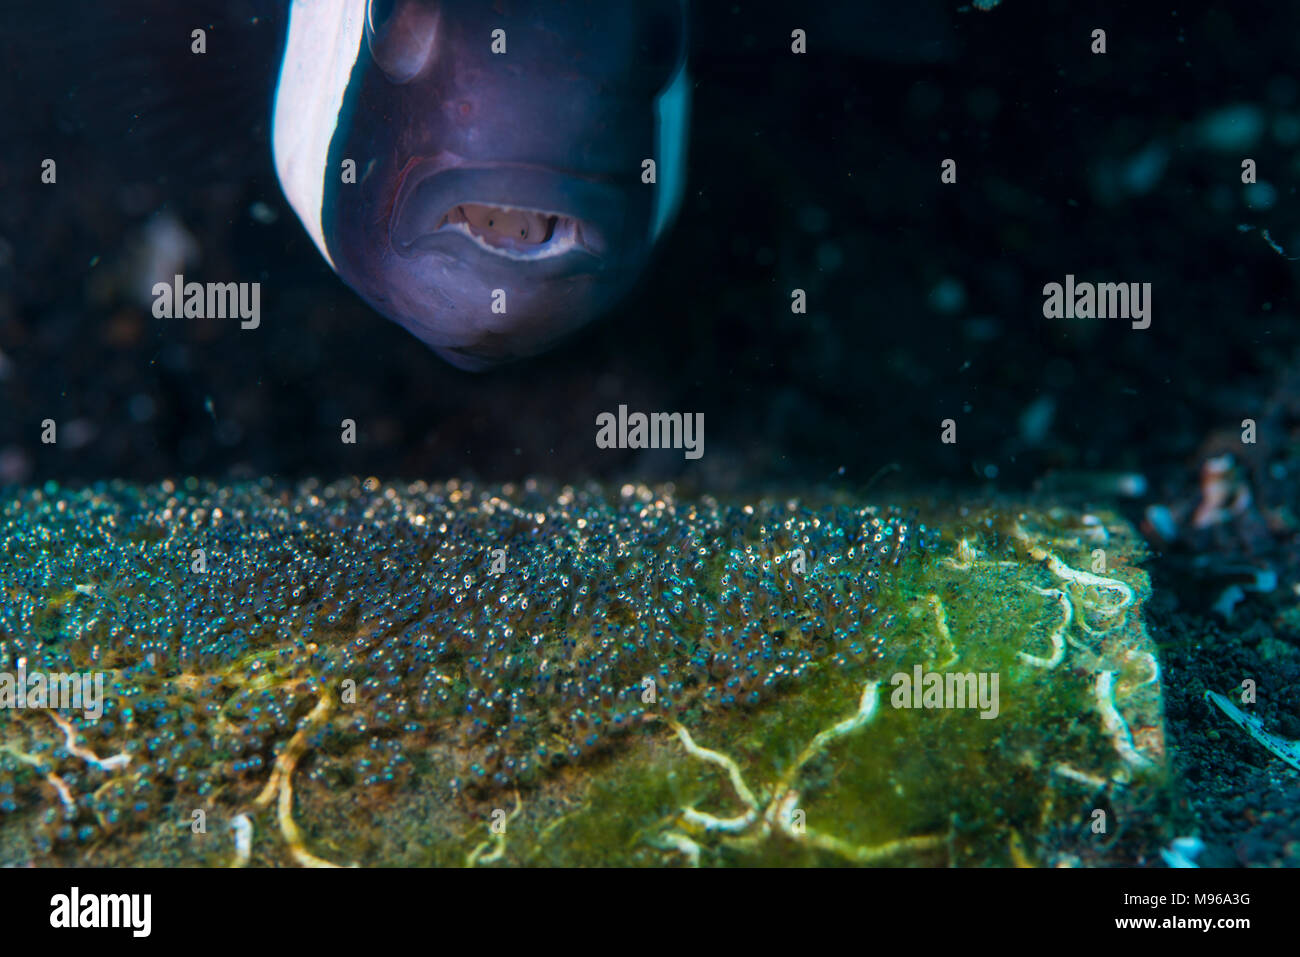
left=455, top=505, right=1169, bottom=868
left=0, top=481, right=1171, bottom=866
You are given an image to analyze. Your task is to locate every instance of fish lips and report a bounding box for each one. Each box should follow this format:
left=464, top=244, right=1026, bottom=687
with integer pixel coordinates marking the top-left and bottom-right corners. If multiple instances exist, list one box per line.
left=390, top=158, right=630, bottom=276
left=378, top=157, right=645, bottom=369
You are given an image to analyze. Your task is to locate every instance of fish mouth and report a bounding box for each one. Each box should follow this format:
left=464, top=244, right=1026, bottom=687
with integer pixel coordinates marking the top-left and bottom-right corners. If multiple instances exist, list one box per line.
left=431, top=202, right=588, bottom=261
left=390, top=155, right=624, bottom=266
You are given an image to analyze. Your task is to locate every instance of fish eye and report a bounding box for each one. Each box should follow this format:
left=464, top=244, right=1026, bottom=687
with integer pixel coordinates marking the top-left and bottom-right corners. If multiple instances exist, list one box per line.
left=366, top=0, right=440, bottom=84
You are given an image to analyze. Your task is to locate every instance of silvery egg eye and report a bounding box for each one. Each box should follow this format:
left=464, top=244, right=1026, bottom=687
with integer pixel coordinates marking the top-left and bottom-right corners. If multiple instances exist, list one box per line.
left=366, top=0, right=439, bottom=84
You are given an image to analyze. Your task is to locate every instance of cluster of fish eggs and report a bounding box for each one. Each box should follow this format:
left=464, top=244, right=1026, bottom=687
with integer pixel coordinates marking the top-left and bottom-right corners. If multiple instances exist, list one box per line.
left=0, top=478, right=931, bottom=851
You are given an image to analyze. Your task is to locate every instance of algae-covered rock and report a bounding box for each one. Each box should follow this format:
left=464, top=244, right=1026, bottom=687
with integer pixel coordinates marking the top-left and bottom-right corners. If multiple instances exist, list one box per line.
left=0, top=480, right=1170, bottom=866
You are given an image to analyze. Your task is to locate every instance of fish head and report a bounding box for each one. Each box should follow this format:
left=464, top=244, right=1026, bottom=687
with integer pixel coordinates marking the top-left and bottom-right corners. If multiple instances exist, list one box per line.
left=274, top=0, right=690, bottom=370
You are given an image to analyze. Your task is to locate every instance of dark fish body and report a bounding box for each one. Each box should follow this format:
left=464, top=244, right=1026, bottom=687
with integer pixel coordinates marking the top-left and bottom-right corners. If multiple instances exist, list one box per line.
left=273, top=0, right=690, bottom=370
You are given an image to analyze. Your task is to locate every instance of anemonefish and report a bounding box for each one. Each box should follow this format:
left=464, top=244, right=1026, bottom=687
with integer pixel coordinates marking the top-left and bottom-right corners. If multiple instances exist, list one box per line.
left=272, top=0, right=690, bottom=370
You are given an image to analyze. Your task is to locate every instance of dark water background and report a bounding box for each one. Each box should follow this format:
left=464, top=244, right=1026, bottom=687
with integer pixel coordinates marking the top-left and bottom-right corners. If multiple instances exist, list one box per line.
left=3, top=0, right=1297, bottom=498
